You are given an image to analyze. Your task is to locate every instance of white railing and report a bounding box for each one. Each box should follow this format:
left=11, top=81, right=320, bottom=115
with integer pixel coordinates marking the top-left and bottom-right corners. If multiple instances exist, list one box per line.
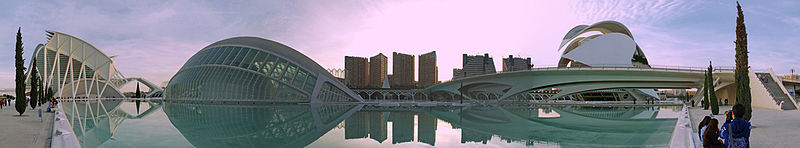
left=449, top=65, right=737, bottom=82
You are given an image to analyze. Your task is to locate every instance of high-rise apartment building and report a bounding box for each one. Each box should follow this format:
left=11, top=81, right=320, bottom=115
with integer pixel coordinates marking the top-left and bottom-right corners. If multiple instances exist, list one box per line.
left=418, top=51, right=438, bottom=88
left=456, top=53, right=495, bottom=79
left=452, top=68, right=463, bottom=79
left=369, top=53, right=388, bottom=88
left=502, top=55, right=532, bottom=72
left=344, top=56, right=369, bottom=88
left=392, top=52, right=415, bottom=88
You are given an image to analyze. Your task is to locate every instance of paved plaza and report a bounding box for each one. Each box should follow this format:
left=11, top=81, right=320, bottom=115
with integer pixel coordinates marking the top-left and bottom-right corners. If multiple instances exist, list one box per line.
left=0, top=102, right=54, bottom=148
left=689, top=105, right=800, bottom=148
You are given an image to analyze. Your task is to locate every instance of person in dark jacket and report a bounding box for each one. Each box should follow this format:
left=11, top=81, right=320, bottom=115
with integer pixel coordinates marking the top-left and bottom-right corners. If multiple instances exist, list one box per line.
left=719, top=111, right=733, bottom=148
left=724, top=104, right=751, bottom=148
left=703, top=119, right=724, bottom=148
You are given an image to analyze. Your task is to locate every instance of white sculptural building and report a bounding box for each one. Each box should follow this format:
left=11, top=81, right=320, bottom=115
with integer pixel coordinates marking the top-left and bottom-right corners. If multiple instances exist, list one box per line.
left=558, top=21, right=650, bottom=68
left=27, top=31, right=162, bottom=98
left=557, top=21, right=659, bottom=100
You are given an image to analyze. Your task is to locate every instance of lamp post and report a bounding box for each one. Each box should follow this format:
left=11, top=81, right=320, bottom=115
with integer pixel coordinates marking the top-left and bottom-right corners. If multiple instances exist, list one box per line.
left=460, top=71, right=466, bottom=104
left=792, top=69, right=796, bottom=100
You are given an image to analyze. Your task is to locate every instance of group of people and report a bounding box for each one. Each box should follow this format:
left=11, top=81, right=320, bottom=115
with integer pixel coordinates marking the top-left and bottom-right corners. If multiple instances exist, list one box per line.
left=698, top=104, right=751, bottom=148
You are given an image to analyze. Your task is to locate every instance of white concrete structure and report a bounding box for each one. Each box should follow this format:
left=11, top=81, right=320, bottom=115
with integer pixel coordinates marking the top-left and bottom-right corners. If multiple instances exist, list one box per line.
left=429, top=21, right=798, bottom=110
left=26, top=31, right=162, bottom=98
left=558, top=21, right=649, bottom=68
left=557, top=21, right=656, bottom=99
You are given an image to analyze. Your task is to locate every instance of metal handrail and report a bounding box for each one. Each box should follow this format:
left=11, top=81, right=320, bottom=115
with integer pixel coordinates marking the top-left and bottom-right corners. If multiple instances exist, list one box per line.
left=446, top=65, right=744, bottom=83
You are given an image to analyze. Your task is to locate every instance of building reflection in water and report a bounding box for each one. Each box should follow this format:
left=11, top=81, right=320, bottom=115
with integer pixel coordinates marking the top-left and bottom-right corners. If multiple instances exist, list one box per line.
left=368, top=112, right=388, bottom=143
left=337, top=105, right=679, bottom=147
left=342, top=111, right=440, bottom=146
left=62, top=99, right=163, bottom=147
left=344, top=112, right=369, bottom=139
left=390, top=112, right=414, bottom=144
left=64, top=100, right=680, bottom=147
left=163, top=103, right=362, bottom=148
left=417, top=113, right=437, bottom=146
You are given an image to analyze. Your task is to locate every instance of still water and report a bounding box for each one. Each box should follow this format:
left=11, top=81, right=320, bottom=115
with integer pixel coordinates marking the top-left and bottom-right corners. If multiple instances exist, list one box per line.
left=61, top=100, right=680, bottom=148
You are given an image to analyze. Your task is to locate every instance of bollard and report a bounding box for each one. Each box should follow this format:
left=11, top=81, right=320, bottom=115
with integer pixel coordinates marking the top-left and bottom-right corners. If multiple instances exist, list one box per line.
left=39, top=109, right=42, bottom=122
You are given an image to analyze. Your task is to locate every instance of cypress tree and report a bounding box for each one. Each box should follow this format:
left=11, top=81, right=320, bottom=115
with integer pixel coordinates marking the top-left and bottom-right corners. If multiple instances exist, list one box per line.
left=735, top=1, right=752, bottom=121
left=135, top=82, right=141, bottom=98
left=709, top=62, right=719, bottom=115
left=15, top=27, right=27, bottom=115
left=30, top=59, right=38, bottom=109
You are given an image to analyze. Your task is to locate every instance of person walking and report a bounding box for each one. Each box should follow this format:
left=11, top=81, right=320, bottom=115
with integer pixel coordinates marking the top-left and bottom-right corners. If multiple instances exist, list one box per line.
left=703, top=119, right=724, bottom=148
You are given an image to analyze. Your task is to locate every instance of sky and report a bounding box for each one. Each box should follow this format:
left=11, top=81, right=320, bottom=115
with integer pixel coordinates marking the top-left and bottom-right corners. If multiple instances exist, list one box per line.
left=1, top=0, right=799, bottom=90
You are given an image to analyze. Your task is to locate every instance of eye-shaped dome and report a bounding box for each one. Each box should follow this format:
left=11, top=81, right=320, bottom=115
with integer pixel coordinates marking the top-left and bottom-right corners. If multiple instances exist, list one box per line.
left=166, top=37, right=364, bottom=103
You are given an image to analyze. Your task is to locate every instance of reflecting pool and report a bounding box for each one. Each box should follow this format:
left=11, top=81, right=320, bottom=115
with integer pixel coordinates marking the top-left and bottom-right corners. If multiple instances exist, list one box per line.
left=61, top=100, right=681, bottom=147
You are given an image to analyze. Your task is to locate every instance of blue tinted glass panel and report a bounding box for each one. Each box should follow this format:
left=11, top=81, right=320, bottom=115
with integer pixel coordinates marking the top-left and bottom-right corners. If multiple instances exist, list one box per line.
left=248, top=52, right=267, bottom=71
left=293, top=70, right=307, bottom=88
left=261, top=55, right=278, bottom=75
left=223, top=47, right=241, bottom=65
left=304, top=75, right=317, bottom=93
left=204, top=47, right=222, bottom=65
left=282, top=64, right=297, bottom=83
left=231, top=48, right=249, bottom=67
left=214, top=46, right=232, bottom=64
left=271, top=59, right=287, bottom=79
left=197, top=47, right=217, bottom=65
left=240, top=49, right=258, bottom=68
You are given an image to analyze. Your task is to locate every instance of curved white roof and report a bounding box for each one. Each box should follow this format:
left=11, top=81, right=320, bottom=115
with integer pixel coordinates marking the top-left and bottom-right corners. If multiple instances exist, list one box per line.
left=42, top=31, right=119, bottom=80
left=561, top=33, right=637, bottom=67
left=558, top=21, right=647, bottom=68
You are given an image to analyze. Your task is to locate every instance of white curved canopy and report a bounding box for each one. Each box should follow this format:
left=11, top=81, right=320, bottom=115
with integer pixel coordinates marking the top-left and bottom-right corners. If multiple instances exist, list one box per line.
left=43, top=31, right=119, bottom=81
left=561, top=33, right=637, bottom=67
left=559, top=21, right=634, bottom=50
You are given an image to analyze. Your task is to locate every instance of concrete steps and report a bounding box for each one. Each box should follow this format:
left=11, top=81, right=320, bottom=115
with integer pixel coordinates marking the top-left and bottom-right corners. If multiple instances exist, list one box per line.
left=755, top=73, right=795, bottom=110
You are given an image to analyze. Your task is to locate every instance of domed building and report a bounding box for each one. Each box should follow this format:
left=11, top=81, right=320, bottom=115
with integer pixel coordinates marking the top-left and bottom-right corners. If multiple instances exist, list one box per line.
left=558, top=21, right=650, bottom=68
left=165, top=37, right=364, bottom=103
left=557, top=21, right=658, bottom=99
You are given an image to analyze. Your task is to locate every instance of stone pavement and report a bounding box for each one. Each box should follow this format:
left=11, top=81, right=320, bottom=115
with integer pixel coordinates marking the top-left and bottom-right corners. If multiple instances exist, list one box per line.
left=0, top=102, right=54, bottom=148
left=689, top=105, right=800, bottom=148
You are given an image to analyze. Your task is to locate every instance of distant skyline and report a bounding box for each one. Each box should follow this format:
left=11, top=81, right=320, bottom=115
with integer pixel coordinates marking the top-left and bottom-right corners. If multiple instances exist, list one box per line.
left=1, top=0, right=799, bottom=90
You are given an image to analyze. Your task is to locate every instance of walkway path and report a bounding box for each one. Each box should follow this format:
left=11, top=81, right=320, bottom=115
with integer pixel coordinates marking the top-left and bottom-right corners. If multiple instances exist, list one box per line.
left=0, top=102, right=54, bottom=148
left=689, top=105, right=800, bottom=147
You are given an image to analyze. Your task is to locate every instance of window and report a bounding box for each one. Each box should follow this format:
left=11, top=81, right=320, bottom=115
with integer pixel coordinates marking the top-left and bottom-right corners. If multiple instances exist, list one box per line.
left=214, top=46, right=232, bottom=64
left=304, top=75, right=317, bottom=93
left=248, top=52, right=267, bottom=71
left=204, top=47, right=223, bottom=65
left=197, top=47, right=218, bottom=65
left=261, top=55, right=278, bottom=75
left=240, top=49, right=258, bottom=69
left=293, top=70, right=307, bottom=88
left=271, top=59, right=287, bottom=79
left=282, top=64, right=297, bottom=83
left=223, top=47, right=242, bottom=65
left=231, top=47, right=250, bottom=67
